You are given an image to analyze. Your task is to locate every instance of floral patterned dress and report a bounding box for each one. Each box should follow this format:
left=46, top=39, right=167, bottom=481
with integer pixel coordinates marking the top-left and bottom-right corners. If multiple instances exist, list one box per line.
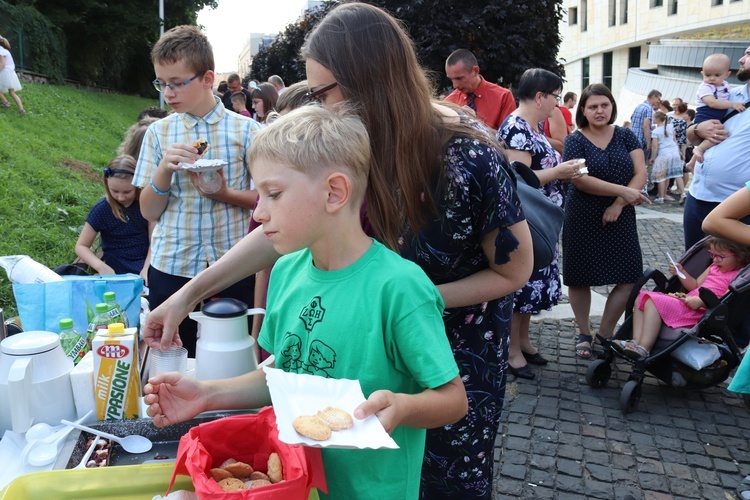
left=498, top=114, right=564, bottom=313
left=399, top=134, right=524, bottom=498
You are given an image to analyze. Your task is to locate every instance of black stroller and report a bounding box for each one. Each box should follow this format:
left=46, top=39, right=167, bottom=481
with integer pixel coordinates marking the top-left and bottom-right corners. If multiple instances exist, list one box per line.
left=585, top=237, right=750, bottom=413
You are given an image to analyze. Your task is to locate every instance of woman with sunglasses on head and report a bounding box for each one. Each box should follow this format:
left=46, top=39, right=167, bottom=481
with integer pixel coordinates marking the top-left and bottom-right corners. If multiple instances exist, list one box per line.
left=75, top=155, right=153, bottom=282
left=142, top=4, right=532, bottom=497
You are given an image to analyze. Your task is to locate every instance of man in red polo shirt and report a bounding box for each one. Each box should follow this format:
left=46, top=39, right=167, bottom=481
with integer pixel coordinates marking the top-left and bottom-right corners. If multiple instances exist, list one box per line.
left=444, top=49, right=516, bottom=130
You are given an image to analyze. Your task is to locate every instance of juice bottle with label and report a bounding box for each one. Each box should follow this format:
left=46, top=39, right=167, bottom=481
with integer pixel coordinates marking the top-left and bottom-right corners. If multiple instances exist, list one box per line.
left=59, top=317, right=89, bottom=365
left=103, top=291, right=128, bottom=327
left=86, top=303, right=112, bottom=350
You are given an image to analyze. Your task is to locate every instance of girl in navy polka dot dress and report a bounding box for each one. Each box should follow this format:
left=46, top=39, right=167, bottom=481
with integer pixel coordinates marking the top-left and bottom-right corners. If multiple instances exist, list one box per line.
left=75, top=155, right=152, bottom=282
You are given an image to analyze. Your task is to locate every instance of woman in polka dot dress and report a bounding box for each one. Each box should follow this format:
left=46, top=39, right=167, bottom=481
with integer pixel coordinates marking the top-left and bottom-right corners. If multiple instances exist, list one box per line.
left=75, top=155, right=152, bottom=282
left=561, top=84, right=650, bottom=358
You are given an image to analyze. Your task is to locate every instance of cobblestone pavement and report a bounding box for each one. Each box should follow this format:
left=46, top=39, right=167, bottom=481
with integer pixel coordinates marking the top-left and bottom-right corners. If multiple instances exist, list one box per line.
left=493, top=198, right=750, bottom=499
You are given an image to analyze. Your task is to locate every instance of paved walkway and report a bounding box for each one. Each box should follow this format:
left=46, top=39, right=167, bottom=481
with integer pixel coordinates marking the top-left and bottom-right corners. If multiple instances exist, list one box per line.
left=494, top=199, right=750, bottom=499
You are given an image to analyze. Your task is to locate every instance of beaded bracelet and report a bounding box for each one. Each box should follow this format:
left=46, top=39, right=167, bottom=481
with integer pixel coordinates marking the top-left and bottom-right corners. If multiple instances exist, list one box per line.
left=150, top=179, right=170, bottom=196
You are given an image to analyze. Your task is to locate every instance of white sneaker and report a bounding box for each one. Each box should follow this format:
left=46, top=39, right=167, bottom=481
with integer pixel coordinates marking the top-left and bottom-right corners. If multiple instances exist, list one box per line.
left=654, top=197, right=664, bottom=204
left=670, top=185, right=678, bottom=194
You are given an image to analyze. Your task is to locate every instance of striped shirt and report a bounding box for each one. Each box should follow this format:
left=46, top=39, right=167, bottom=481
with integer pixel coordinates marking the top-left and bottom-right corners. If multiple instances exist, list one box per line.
left=133, top=97, right=261, bottom=278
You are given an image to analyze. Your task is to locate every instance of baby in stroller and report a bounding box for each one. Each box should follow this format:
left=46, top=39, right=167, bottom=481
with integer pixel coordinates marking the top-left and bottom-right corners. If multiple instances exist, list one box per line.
left=614, top=236, right=750, bottom=359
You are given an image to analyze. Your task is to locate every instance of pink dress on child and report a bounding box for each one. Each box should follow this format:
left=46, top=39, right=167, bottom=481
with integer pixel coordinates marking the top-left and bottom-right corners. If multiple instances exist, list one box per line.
left=638, top=264, right=741, bottom=328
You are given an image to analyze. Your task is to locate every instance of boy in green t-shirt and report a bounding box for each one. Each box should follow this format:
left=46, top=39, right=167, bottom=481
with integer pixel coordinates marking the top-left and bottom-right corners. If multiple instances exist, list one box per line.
left=144, top=105, right=467, bottom=499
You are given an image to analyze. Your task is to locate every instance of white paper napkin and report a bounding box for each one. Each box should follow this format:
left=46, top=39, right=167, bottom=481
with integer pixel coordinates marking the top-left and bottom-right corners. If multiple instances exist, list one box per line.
left=263, top=367, right=398, bottom=449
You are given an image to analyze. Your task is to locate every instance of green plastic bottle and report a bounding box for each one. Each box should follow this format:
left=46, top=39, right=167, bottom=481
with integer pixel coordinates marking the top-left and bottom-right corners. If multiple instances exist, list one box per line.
left=103, top=291, right=129, bottom=328
left=86, top=303, right=113, bottom=350
left=59, top=318, right=89, bottom=365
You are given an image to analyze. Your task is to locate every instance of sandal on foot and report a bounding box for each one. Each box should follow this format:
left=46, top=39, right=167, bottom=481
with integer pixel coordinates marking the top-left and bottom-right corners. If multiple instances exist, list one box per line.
left=576, top=333, right=593, bottom=359
left=1, top=102, right=10, bottom=108
left=622, top=340, right=649, bottom=360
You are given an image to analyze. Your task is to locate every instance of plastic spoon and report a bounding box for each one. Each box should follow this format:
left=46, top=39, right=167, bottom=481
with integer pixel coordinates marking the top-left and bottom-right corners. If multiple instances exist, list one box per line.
left=24, top=411, right=91, bottom=466
left=666, top=252, right=687, bottom=279
left=61, top=420, right=152, bottom=454
left=74, top=435, right=101, bottom=469
left=25, top=423, right=64, bottom=443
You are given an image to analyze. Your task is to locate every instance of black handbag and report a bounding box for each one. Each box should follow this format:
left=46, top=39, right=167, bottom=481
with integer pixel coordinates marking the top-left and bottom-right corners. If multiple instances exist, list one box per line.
left=509, top=161, right=565, bottom=270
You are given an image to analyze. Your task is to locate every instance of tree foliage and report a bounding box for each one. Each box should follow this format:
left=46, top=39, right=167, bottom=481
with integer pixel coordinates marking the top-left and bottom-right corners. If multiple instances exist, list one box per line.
left=383, top=0, right=565, bottom=91
left=250, top=3, right=333, bottom=84
left=251, top=0, right=564, bottom=93
left=6, top=0, right=216, bottom=95
left=0, top=1, right=66, bottom=83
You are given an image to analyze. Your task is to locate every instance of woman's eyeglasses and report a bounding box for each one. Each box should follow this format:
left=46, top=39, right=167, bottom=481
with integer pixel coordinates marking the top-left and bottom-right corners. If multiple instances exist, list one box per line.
left=708, top=251, right=735, bottom=262
left=306, top=82, right=338, bottom=102
left=152, top=72, right=205, bottom=93
left=104, top=168, right=134, bottom=178
left=547, top=92, right=562, bottom=102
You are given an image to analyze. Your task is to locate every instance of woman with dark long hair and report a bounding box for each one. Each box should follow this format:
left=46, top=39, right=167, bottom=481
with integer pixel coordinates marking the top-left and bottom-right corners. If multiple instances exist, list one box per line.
left=141, top=3, right=532, bottom=497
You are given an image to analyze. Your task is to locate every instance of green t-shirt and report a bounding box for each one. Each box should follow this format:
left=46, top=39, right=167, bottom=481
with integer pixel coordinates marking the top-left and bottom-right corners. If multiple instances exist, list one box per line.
left=259, top=239, right=459, bottom=499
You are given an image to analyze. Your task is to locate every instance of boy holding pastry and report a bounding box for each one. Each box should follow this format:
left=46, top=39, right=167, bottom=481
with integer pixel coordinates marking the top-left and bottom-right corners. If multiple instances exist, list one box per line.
left=133, top=25, right=260, bottom=357
left=144, top=105, right=468, bottom=499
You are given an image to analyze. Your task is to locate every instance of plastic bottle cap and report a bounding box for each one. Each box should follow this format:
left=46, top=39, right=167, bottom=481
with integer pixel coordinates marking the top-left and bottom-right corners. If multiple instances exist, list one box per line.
left=59, top=318, right=74, bottom=330
left=108, top=323, right=125, bottom=334
left=95, top=303, right=109, bottom=313
left=103, top=291, right=116, bottom=301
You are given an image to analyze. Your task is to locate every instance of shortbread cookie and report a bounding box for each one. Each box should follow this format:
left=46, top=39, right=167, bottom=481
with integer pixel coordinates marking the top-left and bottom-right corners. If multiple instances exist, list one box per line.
left=210, top=467, right=234, bottom=481
left=315, top=406, right=354, bottom=431
left=267, top=452, right=283, bottom=483
left=218, top=477, right=247, bottom=491
left=223, top=461, right=254, bottom=479
left=293, top=415, right=332, bottom=441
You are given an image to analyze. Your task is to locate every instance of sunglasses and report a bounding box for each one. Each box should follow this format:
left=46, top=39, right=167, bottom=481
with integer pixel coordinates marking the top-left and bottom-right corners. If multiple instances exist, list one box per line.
left=306, top=82, right=338, bottom=102
left=104, top=168, right=134, bottom=178
left=708, top=250, right=735, bottom=262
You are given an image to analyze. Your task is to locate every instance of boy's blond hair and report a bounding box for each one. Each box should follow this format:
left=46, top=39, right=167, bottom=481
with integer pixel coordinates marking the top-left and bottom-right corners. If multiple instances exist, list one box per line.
left=151, top=25, right=214, bottom=75
left=249, top=106, right=370, bottom=203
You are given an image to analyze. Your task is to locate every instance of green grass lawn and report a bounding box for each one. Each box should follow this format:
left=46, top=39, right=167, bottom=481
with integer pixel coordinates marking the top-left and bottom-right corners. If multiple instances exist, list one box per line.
left=0, top=82, right=155, bottom=317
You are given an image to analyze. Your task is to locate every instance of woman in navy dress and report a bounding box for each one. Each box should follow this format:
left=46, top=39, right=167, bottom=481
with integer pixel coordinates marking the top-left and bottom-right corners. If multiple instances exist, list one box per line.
left=562, top=84, right=650, bottom=358
left=497, top=68, right=583, bottom=378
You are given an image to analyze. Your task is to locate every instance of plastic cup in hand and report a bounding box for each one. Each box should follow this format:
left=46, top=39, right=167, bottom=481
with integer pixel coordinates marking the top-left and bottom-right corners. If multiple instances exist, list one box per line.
left=196, top=170, right=222, bottom=194
left=149, top=346, right=188, bottom=376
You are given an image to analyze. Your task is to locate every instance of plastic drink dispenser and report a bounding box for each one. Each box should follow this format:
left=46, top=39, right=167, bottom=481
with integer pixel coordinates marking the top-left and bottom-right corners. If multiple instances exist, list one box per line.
left=190, top=299, right=264, bottom=380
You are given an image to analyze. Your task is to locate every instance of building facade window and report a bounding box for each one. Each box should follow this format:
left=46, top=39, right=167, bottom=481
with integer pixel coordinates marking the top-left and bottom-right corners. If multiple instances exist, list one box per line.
left=581, top=0, right=588, bottom=32
left=711, top=0, right=723, bottom=5
left=582, top=57, right=590, bottom=89
left=608, top=0, right=617, bottom=26
left=603, top=52, right=613, bottom=89
left=569, top=6, right=578, bottom=25
left=620, top=0, right=628, bottom=24
left=650, top=0, right=663, bottom=6
left=668, top=0, right=678, bottom=14
left=628, top=46, right=641, bottom=68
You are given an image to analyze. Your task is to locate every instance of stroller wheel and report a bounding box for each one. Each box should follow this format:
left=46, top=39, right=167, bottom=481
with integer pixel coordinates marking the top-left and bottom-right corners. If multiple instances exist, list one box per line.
left=585, top=359, right=612, bottom=388
left=620, top=380, right=642, bottom=413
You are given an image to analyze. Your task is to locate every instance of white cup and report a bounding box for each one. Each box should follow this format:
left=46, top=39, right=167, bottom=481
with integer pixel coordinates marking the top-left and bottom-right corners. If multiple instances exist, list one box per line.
left=149, top=346, right=188, bottom=376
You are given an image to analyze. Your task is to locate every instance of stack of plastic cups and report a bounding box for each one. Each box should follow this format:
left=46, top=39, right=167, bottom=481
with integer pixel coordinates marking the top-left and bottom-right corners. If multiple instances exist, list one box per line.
left=149, top=346, right=188, bottom=377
